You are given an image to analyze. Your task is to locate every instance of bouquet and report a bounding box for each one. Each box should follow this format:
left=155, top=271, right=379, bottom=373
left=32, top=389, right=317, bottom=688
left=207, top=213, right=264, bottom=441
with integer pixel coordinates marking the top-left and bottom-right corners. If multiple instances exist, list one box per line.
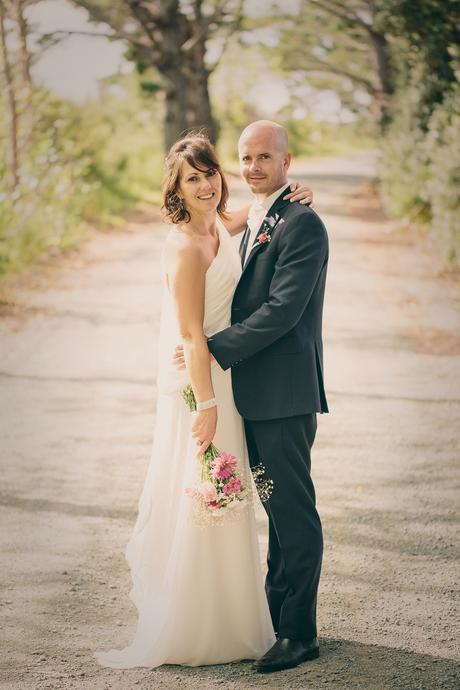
left=182, top=384, right=274, bottom=526
left=182, top=385, right=250, bottom=525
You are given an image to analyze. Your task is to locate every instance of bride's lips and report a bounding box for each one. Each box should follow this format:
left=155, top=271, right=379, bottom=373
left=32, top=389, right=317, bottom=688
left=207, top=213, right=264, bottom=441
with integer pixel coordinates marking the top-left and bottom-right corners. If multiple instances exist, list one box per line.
left=197, top=192, right=215, bottom=200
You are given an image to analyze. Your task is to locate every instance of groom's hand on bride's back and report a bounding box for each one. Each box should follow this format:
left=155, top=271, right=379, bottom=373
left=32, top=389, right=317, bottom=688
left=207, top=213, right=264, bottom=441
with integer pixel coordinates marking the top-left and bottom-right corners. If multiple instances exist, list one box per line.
left=172, top=344, right=215, bottom=370
left=173, top=344, right=186, bottom=370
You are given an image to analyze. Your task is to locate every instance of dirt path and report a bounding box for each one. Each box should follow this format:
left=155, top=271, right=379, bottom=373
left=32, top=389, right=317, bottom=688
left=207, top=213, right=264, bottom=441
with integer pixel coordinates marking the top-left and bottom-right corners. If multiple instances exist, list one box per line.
left=1, top=152, right=459, bottom=690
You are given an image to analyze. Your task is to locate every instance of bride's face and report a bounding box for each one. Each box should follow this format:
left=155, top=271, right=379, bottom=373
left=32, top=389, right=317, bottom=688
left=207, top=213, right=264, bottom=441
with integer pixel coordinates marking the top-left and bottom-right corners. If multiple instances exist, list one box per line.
left=178, top=160, right=222, bottom=219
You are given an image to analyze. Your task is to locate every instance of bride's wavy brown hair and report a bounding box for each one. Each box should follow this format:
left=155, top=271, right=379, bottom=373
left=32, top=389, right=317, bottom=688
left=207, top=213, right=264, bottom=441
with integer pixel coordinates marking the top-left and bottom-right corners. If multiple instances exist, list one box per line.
left=162, top=132, right=229, bottom=224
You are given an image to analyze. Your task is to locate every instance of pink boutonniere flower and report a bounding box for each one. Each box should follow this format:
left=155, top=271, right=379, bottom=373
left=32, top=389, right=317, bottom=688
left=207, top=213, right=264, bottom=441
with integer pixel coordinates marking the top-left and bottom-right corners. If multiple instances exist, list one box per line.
left=256, top=230, right=271, bottom=246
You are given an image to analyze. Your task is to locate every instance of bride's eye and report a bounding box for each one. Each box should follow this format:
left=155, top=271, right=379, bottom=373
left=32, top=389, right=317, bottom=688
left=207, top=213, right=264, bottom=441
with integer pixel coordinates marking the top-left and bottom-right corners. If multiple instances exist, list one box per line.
left=207, top=169, right=217, bottom=177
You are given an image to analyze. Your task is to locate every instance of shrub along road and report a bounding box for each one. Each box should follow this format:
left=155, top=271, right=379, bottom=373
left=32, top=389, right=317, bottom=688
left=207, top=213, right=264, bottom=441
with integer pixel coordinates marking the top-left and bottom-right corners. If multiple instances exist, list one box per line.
left=1, top=151, right=459, bottom=689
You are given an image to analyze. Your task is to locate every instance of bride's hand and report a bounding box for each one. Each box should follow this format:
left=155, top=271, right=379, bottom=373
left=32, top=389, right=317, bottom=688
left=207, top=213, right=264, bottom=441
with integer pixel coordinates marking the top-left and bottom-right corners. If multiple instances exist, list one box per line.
left=191, top=407, right=217, bottom=457
left=283, top=181, right=313, bottom=206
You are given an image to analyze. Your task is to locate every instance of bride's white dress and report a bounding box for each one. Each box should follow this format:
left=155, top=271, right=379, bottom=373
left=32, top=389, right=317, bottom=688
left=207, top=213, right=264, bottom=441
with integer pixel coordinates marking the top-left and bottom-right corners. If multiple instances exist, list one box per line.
left=94, top=221, right=275, bottom=668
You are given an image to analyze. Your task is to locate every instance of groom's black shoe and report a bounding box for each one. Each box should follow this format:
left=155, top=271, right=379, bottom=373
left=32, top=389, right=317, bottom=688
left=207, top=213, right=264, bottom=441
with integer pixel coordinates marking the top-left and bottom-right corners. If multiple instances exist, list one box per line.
left=254, top=637, right=319, bottom=673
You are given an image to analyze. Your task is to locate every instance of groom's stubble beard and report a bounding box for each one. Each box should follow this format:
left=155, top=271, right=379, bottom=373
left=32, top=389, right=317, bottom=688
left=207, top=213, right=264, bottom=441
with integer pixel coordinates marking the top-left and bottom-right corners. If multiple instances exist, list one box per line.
left=241, top=169, right=289, bottom=199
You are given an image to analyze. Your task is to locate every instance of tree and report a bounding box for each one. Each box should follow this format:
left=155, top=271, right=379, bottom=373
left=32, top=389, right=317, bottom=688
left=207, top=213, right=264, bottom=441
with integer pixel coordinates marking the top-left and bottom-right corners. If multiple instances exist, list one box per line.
left=274, top=0, right=395, bottom=127
left=66, top=0, right=243, bottom=150
left=385, top=0, right=460, bottom=125
left=0, top=0, right=20, bottom=189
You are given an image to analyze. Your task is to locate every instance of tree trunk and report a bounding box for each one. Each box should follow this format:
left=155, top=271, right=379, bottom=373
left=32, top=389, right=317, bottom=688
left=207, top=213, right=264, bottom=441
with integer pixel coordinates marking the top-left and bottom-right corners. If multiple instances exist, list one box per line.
left=162, top=35, right=216, bottom=151
left=71, top=0, right=223, bottom=151
left=16, top=0, right=32, bottom=86
left=369, top=29, right=394, bottom=127
left=0, top=2, right=20, bottom=190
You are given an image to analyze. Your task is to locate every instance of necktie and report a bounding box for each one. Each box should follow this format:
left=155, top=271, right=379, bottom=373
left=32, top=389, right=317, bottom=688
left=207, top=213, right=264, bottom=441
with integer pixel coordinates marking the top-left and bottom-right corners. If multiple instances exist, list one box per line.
left=239, top=225, right=250, bottom=267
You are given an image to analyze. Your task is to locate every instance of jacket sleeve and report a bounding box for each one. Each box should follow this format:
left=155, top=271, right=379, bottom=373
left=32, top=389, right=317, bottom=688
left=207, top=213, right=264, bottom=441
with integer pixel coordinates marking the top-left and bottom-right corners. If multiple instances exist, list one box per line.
left=208, top=211, right=328, bottom=370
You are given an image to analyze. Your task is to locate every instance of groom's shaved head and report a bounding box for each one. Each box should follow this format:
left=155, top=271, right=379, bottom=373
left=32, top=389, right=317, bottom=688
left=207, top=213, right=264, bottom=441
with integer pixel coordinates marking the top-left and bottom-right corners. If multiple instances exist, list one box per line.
left=238, top=120, right=291, bottom=198
left=238, top=120, right=289, bottom=153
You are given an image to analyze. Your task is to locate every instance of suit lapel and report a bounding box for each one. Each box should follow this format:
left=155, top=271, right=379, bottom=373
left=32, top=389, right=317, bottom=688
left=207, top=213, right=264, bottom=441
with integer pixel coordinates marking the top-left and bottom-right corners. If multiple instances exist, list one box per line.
left=242, top=191, right=290, bottom=274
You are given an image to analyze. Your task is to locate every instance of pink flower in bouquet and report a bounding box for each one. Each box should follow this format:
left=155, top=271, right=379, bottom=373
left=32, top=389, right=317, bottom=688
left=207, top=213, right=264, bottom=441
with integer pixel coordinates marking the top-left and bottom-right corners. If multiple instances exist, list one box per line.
left=200, top=481, right=218, bottom=504
left=207, top=500, right=221, bottom=510
left=211, top=452, right=237, bottom=480
left=223, top=477, right=242, bottom=495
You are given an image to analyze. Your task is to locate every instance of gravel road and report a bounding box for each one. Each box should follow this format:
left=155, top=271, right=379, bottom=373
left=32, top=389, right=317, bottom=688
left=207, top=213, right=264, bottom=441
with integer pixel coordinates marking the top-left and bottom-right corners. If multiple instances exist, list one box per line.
left=1, top=151, right=459, bottom=690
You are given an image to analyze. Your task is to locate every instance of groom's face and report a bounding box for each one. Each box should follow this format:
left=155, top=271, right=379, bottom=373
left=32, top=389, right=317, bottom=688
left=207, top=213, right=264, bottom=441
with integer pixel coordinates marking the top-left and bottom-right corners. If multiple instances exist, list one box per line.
left=238, top=128, right=291, bottom=198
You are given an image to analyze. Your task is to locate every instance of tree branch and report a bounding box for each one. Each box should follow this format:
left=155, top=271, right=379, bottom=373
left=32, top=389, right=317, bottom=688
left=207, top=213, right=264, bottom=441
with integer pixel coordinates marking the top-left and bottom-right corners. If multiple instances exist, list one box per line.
left=33, top=28, right=134, bottom=61
left=37, top=29, right=120, bottom=41
left=310, top=0, right=373, bottom=32
left=300, top=55, right=377, bottom=94
left=71, top=0, right=129, bottom=32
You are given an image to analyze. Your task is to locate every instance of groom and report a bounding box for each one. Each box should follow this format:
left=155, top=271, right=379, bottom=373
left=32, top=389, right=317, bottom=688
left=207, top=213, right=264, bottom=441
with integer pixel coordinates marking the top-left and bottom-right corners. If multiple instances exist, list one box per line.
left=208, top=120, right=329, bottom=673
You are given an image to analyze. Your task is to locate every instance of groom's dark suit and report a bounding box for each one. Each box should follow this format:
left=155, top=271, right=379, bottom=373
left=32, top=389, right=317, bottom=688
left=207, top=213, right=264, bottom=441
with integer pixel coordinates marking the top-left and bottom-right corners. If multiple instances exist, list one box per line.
left=208, top=190, right=328, bottom=641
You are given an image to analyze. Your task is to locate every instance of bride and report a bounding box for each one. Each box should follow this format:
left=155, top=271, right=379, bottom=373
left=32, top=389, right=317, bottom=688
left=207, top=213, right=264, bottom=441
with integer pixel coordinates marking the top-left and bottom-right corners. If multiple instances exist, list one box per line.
left=94, top=133, right=312, bottom=669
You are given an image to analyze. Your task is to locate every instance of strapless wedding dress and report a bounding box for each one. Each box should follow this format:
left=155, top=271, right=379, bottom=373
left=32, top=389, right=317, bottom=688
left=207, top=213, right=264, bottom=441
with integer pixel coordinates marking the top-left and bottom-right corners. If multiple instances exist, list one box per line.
left=94, top=221, right=275, bottom=668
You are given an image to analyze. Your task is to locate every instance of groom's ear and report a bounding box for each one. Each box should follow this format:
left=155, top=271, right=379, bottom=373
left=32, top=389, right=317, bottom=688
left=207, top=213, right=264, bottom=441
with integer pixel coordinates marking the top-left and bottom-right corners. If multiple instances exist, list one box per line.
left=283, top=151, right=292, bottom=171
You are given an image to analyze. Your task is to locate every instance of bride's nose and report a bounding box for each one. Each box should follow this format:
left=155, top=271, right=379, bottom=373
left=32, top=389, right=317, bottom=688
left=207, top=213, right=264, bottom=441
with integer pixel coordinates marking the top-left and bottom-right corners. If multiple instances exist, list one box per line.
left=200, top=178, right=213, bottom=193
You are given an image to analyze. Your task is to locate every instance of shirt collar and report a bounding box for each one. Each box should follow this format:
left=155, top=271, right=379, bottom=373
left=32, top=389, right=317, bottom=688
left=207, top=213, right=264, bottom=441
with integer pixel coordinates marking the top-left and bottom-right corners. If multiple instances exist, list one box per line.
left=258, top=182, right=291, bottom=212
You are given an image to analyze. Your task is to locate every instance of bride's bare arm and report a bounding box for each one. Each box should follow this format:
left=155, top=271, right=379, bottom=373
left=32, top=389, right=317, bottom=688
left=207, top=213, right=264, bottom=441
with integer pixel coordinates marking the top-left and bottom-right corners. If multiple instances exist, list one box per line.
left=167, top=241, right=217, bottom=457
left=220, top=206, right=251, bottom=237
left=221, top=181, right=314, bottom=237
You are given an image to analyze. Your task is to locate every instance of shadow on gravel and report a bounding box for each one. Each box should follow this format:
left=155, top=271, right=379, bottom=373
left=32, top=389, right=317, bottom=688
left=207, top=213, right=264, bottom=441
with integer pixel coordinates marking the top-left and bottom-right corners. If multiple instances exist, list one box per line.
left=323, top=507, right=458, bottom=560
left=0, top=492, right=136, bottom=521
left=147, top=637, right=459, bottom=690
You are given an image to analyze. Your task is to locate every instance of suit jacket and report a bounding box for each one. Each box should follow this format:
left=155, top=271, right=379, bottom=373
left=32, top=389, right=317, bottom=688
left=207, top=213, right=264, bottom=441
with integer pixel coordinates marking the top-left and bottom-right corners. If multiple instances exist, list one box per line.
left=208, top=190, right=329, bottom=421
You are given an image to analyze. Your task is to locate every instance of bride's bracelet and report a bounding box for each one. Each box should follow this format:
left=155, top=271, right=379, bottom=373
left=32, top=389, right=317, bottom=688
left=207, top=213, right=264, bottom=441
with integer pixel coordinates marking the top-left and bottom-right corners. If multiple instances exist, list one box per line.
left=196, top=397, right=217, bottom=411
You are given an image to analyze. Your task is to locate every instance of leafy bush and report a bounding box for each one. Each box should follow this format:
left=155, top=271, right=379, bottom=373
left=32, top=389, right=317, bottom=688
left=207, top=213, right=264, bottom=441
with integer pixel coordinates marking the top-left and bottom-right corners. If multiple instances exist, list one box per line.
left=423, top=84, right=460, bottom=264
left=379, top=87, right=431, bottom=223
left=0, top=77, right=164, bottom=277
left=379, top=80, right=460, bottom=267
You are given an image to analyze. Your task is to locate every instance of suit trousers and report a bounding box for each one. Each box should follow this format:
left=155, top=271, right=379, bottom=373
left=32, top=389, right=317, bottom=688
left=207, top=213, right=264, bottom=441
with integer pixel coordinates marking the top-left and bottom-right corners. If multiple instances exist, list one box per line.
left=244, top=413, right=323, bottom=641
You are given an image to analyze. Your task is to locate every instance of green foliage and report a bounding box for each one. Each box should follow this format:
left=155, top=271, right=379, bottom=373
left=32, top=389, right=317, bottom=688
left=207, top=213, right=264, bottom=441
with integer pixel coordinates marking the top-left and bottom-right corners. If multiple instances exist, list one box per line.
left=385, top=0, right=460, bottom=122
left=0, top=76, right=164, bottom=277
left=379, top=80, right=460, bottom=265
left=379, top=85, right=431, bottom=221
left=378, top=1, right=460, bottom=266
left=424, top=84, right=460, bottom=264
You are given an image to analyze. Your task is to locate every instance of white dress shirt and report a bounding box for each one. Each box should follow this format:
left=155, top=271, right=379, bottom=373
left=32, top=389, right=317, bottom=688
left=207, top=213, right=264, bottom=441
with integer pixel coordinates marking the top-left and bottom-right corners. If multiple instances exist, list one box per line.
left=243, top=183, right=290, bottom=265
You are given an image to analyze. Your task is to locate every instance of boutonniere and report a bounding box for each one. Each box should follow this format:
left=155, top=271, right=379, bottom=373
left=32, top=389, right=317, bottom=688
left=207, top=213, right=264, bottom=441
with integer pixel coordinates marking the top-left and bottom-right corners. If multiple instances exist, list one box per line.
left=254, top=230, right=271, bottom=247
left=252, top=213, right=285, bottom=249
